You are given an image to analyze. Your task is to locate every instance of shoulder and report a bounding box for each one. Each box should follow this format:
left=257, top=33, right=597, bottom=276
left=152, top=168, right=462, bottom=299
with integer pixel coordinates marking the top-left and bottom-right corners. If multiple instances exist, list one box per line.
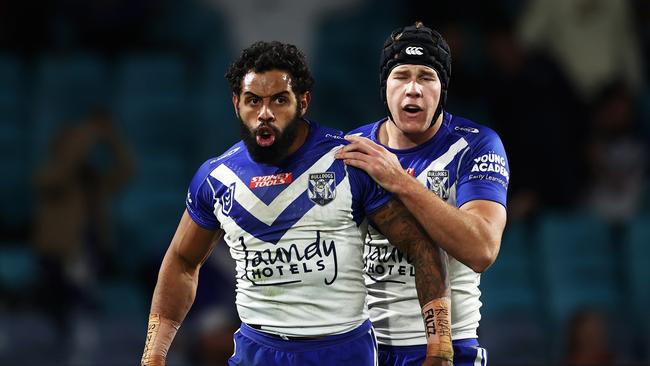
left=445, top=113, right=503, bottom=147
left=193, top=141, right=246, bottom=182
left=307, top=120, right=350, bottom=148
left=212, top=141, right=247, bottom=164
left=347, top=118, right=386, bottom=139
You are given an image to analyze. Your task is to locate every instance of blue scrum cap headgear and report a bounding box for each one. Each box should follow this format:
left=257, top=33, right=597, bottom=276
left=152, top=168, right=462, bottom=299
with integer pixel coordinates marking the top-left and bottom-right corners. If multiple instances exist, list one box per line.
left=379, top=21, right=451, bottom=125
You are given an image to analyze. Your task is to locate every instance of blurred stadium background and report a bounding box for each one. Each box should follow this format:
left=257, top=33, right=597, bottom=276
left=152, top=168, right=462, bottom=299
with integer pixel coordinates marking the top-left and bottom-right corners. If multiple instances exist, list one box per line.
left=1, top=0, right=649, bottom=364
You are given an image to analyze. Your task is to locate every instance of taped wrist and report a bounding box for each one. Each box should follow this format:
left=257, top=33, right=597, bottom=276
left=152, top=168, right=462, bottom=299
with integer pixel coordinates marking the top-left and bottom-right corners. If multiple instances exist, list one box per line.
left=421, top=297, right=453, bottom=362
left=141, top=313, right=181, bottom=366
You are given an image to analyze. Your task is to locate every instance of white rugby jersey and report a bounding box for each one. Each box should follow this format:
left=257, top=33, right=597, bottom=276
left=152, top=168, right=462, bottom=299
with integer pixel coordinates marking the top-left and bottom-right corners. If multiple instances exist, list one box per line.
left=350, top=111, right=509, bottom=345
left=186, top=120, right=391, bottom=337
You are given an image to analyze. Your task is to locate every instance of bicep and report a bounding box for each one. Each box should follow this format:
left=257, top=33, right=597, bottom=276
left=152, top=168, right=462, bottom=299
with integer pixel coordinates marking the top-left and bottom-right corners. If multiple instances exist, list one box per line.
left=459, top=200, right=507, bottom=237
left=168, top=210, right=224, bottom=271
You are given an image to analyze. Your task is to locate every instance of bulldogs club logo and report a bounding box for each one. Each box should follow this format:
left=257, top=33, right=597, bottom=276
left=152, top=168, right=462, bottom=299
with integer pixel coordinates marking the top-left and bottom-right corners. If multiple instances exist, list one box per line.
left=308, top=172, right=336, bottom=206
left=427, top=170, right=450, bottom=200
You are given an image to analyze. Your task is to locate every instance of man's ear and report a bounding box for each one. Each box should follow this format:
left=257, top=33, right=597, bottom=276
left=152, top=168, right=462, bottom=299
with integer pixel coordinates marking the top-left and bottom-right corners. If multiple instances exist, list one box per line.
left=232, top=93, right=239, bottom=118
left=299, top=91, right=311, bottom=116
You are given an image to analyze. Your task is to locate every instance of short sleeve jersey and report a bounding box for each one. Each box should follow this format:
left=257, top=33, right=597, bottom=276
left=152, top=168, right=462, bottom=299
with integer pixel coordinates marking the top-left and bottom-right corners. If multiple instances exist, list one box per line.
left=186, top=120, right=391, bottom=337
left=349, top=111, right=509, bottom=345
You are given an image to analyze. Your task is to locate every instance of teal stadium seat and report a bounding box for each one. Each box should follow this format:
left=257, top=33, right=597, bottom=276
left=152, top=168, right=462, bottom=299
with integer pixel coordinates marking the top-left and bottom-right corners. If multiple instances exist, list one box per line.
left=0, top=122, right=31, bottom=228
left=32, top=54, right=111, bottom=159
left=311, top=2, right=405, bottom=130
left=193, top=47, right=238, bottom=162
left=116, top=187, right=184, bottom=270
left=115, top=95, right=196, bottom=156
left=0, top=54, right=24, bottom=107
left=0, top=55, right=31, bottom=227
left=624, top=216, right=650, bottom=325
left=192, top=91, right=241, bottom=162
left=116, top=53, right=187, bottom=98
left=0, top=245, right=39, bottom=292
left=93, top=317, right=147, bottom=365
left=479, top=222, right=548, bottom=363
left=114, top=154, right=188, bottom=270
left=537, top=213, right=619, bottom=326
left=114, top=54, right=197, bottom=159
left=0, top=311, right=60, bottom=364
left=97, top=281, right=147, bottom=320
left=481, top=222, right=540, bottom=315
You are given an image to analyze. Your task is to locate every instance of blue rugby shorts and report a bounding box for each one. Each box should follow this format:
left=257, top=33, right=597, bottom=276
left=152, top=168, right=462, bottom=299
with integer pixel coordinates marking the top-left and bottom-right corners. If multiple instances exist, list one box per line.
left=229, top=319, right=378, bottom=365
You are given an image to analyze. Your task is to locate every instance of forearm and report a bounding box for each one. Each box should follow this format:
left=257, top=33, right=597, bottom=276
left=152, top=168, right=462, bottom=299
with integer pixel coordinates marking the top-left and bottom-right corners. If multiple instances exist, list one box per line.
left=371, top=200, right=449, bottom=300
left=395, top=175, right=500, bottom=272
left=370, top=200, right=452, bottom=363
left=150, top=252, right=200, bottom=321
left=142, top=252, right=200, bottom=365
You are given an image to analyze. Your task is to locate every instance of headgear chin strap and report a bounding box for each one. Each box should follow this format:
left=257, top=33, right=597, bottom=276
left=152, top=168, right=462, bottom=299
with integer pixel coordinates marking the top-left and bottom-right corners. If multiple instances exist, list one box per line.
left=379, top=22, right=451, bottom=128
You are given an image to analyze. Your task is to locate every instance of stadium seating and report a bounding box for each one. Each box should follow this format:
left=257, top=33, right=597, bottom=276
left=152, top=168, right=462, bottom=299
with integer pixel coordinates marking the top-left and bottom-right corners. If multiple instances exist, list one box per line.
left=0, top=55, right=31, bottom=227
left=623, top=216, right=650, bottom=326
left=116, top=53, right=187, bottom=98
left=0, top=244, right=39, bottom=292
left=32, top=54, right=111, bottom=160
left=481, top=222, right=540, bottom=315
left=0, top=311, right=61, bottom=364
left=537, top=213, right=620, bottom=332
left=311, top=2, right=404, bottom=130
left=479, top=221, right=548, bottom=363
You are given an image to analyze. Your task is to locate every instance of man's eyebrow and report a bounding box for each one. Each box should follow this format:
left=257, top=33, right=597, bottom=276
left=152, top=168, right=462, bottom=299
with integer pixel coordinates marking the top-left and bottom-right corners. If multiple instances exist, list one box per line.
left=271, top=91, right=291, bottom=98
left=242, top=91, right=260, bottom=98
left=242, top=91, right=291, bottom=98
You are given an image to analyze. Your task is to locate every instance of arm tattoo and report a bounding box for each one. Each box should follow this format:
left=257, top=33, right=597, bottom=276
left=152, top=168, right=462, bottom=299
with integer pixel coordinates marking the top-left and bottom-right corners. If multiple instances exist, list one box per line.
left=370, top=199, right=450, bottom=305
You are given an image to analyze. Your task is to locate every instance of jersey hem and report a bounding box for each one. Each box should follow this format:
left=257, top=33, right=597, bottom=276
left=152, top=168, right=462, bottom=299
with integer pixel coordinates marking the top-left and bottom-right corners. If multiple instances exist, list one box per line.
left=376, top=329, right=478, bottom=346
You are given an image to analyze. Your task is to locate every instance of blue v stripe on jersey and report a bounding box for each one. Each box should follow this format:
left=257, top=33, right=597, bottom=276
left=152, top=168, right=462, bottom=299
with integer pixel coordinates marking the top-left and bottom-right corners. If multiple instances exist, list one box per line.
left=214, top=160, right=348, bottom=245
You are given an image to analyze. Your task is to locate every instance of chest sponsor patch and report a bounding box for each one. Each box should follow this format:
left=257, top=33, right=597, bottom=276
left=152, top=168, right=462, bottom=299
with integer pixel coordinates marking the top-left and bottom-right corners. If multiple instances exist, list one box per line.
left=249, top=172, right=293, bottom=189
left=240, top=231, right=339, bottom=286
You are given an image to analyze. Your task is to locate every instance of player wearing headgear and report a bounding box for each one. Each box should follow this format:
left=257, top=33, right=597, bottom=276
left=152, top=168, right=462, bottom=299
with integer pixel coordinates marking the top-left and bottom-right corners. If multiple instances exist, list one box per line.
left=337, top=22, right=510, bottom=366
left=140, top=40, right=454, bottom=366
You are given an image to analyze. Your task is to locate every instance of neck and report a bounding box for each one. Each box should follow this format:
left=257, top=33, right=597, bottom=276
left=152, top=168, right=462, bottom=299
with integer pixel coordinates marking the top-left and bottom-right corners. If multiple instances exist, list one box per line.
left=379, top=113, right=443, bottom=149
left=287, top=119, right=310, bottom=155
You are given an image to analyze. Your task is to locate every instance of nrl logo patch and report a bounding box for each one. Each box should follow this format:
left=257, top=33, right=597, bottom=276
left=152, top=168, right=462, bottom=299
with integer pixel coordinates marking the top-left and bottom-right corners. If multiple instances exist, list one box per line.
left=308, top=172, right=336, bottom=206
left=221, top=182, right=236, bottom=216
left=427, top=170, right=450, bottom=200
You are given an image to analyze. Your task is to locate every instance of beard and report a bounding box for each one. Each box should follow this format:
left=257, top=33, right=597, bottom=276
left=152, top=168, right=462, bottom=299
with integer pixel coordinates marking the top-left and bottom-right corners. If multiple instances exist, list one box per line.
left=239, top=106, right=302, bottom=165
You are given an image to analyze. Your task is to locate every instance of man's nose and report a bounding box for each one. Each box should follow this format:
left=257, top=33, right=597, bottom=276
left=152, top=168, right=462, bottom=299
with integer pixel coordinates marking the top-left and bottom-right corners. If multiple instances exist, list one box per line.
left=405, top=80, right=422, bottom=97
left=258, top=103, right=274, bottom=122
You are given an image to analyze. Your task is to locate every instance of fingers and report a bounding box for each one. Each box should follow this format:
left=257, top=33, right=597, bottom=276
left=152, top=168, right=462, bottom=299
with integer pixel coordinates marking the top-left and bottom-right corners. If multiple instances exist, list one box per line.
left=339, top=151, right=374, bottom=173
left=336, top=150, right=372, bottom=162
left=343, top=135, right=368, bottom=143
left=346, top=135, right=386, bottom=153
left=340, top=157, right=370, bottom=172
left=336, top=135, right=387, bottom=159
